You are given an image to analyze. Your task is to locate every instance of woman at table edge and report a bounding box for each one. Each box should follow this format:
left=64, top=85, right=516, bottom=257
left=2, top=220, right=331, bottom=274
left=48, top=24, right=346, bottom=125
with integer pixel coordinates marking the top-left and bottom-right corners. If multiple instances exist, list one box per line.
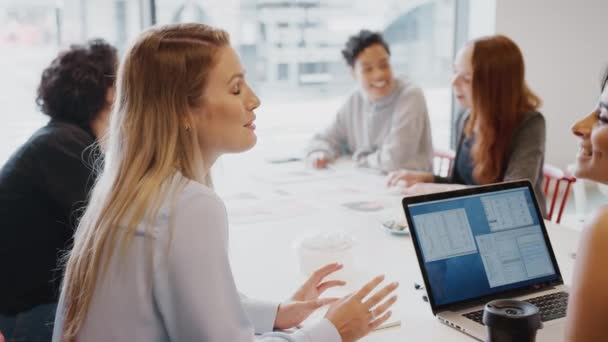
left=565, top=68, right=608, bottom=342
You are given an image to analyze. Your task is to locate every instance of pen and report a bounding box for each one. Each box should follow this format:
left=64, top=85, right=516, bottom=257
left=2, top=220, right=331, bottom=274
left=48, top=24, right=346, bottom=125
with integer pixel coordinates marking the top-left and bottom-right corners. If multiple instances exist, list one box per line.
left=374, top=320, right=402, bottom=331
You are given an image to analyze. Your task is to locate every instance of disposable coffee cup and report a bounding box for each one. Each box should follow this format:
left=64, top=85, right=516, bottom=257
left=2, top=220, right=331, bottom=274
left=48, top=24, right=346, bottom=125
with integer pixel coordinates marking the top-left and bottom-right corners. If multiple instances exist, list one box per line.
left=482, top=299, right=543, bottom=342
left=294, top=232, right=355, bottom=281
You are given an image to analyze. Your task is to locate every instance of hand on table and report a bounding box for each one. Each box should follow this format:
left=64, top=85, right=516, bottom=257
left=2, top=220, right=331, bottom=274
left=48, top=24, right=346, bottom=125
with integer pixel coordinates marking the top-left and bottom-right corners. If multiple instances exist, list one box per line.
left=325, top=275, right=399, bottom=342
left=308, top=151, right=332, bottom=169
left=274, top=263, right=346, bottom=329
left=401, top=182, right=468, bottom=196
left=386, top=169, right=433, bottom=187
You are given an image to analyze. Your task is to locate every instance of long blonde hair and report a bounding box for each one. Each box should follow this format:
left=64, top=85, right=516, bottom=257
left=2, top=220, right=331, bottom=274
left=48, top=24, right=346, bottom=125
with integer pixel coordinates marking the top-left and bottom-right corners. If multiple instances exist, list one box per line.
left=60, top=24, right=229, bottom=341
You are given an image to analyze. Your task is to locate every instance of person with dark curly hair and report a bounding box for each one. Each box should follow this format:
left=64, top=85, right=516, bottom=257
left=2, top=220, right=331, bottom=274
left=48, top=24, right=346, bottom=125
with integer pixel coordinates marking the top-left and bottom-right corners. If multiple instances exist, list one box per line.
left=306, top=29, right=433, bottom=172
left=0, top=38, right=117, bottom=341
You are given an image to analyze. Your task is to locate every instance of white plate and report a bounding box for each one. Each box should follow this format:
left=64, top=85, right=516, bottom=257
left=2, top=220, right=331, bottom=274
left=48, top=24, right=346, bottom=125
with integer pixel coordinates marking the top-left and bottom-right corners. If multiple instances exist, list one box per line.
left=380, top=220, right=410, bottom=236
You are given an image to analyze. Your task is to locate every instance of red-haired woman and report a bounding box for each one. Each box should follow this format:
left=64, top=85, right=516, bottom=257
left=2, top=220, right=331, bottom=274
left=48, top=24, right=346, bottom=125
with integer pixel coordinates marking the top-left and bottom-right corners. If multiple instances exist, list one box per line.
left=387, top=34, right=547, bottom=214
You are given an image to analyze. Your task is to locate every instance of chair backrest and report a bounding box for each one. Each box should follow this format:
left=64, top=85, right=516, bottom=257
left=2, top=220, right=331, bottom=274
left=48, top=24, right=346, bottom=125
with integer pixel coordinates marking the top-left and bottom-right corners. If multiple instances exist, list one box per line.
left=431, top=151, right=575, bottom=224
left=543, top=164, right=576, bottom=224
left=433, top=148, right=455, bottom=178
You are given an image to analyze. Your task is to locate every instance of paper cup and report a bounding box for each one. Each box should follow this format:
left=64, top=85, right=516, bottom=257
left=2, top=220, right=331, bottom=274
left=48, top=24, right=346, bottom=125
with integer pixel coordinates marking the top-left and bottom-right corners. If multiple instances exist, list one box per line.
left=295, top=232, right=355, bottom=281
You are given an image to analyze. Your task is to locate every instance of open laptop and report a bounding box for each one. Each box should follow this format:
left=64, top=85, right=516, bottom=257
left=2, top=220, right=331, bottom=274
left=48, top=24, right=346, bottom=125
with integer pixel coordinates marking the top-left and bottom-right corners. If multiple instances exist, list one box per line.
left=402, top=180, right=568, bottom=341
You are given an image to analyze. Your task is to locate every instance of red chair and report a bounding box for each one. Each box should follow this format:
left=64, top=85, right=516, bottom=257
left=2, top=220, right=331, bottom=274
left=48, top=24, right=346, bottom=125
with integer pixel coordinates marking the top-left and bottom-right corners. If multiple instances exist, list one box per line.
left=433, top=148, right=456, bottom=177
left=543, top=164, right=576, bottom=224
left=431, top=149, right=575, bottom=223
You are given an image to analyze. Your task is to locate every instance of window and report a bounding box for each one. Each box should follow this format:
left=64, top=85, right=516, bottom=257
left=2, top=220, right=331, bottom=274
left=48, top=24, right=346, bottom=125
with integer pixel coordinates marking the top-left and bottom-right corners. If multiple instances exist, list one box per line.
left=277, top=63, right=289, bottom=81
left=2, top=0, right=496, bottom=166
left=158, top=0, right=462, bottom=159
left=0, top=0, right=145, bottom=164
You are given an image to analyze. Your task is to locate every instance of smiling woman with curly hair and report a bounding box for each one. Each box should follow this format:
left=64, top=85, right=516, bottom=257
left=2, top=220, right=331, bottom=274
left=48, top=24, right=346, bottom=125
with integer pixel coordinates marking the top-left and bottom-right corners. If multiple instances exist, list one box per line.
left=0, top=38, right=117, bottom=341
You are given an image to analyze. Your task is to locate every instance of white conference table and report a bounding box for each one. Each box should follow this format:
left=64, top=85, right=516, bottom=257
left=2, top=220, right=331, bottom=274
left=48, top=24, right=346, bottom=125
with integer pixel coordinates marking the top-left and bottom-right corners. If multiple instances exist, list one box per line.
left=216, top=159, right=581, bottom=341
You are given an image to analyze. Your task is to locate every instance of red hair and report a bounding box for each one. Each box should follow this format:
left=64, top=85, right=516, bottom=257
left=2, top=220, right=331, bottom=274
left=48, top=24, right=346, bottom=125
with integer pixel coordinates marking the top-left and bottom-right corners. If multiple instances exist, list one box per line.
left=465, top=35, right=541, bottom=184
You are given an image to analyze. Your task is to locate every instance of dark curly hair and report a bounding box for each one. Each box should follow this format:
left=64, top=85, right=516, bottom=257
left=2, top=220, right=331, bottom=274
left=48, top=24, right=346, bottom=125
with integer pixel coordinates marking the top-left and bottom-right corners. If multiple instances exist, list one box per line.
left=341, top=30, right=390, bottom=67
left=36, top=38, right=118, bottom=130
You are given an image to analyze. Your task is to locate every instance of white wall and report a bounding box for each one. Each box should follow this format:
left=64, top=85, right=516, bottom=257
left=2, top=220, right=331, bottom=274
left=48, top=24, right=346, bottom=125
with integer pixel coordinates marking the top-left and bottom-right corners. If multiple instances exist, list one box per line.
left=468, top=0, right=496, bottom=38
left=494, top=0, right=608, bottom=169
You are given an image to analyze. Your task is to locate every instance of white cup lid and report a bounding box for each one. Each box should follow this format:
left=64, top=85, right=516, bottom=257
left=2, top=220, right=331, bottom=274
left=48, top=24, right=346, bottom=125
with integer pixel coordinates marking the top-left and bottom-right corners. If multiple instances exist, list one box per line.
left=297, top=232, right=354, bottom=251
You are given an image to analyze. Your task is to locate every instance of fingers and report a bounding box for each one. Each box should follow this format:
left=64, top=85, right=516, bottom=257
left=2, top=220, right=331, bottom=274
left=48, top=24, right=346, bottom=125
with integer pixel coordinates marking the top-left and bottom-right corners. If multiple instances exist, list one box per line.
left=316, top=158, right=329, bottom=169
left=402, top=182, right=427, bottom=196
left=309, top=152, right=330, bottom=169
left=353, top=275, right=385, bottom=301
left=314, top=297, right=340, bottom=307
left=386, top=170, right=407, bottom=187
left=324, top=277, right=399, bottom=341
left=317, top=280, right=346, bottom=294
left=363, top=282, right=399, bottom=309
left=302, top=297, right=339, bottom=311
left=369, top=311, right=393, bottom=330
left=387, top=170, right=433, bottom=187
left=307, top=263, right=343, bottom=285
left=386, top=171, right=400, bottom=187
left=369, top=294, right=398, bottom=320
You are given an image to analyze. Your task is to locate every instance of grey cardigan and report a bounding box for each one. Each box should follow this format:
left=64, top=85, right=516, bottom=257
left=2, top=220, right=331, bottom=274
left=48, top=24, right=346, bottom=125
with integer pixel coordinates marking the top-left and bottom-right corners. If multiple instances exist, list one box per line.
left=435, top=110, right=547, bottom=217
left=306, top=76, right=433, bottom=172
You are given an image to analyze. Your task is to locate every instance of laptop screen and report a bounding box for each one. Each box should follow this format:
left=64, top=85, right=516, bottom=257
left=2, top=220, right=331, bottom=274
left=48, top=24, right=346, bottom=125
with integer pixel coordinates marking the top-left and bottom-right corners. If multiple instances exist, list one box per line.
left=405, top=184, right=561, bottom=309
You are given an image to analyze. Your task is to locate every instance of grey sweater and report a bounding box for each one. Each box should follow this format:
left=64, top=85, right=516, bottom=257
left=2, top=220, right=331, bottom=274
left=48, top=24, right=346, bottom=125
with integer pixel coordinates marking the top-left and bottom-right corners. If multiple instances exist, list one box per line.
left=436, top=111, right=547, bottom=216
left=306, top=77, right=433, bottom=172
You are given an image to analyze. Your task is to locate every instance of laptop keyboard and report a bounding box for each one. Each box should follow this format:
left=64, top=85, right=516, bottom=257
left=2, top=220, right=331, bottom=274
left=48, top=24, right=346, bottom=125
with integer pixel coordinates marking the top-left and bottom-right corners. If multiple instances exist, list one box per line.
left=463, top=291, right=569, bottom=324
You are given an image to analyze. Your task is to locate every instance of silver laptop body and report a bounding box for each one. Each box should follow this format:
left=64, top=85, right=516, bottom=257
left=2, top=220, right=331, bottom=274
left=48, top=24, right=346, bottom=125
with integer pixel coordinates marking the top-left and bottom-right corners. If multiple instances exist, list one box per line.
left=402, top=180, right=569, bottom=341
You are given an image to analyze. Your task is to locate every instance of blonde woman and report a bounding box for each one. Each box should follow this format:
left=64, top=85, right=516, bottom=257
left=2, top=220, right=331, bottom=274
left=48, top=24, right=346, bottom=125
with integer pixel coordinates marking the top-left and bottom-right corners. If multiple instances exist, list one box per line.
left=52, top=24, right=398, bottom=342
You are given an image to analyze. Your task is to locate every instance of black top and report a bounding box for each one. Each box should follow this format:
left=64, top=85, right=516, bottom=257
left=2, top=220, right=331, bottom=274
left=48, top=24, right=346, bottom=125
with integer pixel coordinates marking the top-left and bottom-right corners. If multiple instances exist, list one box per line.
left=435, top=111, right=547, bottom=217
left=0, top=120, right=98, bottom=314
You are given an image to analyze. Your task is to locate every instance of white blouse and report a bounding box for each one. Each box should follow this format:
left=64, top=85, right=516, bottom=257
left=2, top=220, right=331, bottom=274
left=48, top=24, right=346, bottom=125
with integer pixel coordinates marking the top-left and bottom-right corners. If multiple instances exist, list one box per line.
left=52, top=174, right=340, bottom=341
